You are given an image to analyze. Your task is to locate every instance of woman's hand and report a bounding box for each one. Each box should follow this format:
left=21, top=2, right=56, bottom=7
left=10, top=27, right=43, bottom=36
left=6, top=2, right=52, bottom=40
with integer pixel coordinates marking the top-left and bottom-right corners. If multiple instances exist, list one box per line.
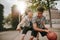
left=16, top=26, right=21, bottom=32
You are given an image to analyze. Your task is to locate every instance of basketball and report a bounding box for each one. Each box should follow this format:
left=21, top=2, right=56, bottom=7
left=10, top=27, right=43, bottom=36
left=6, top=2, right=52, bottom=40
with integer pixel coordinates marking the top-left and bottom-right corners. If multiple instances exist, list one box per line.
left=47, top=32, right=57, bottom=40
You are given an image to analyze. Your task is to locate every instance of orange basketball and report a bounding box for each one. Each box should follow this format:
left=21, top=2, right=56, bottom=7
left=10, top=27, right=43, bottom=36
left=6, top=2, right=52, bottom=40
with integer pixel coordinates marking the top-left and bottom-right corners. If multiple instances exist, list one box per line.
left=47, top=32, right=57, bottom=40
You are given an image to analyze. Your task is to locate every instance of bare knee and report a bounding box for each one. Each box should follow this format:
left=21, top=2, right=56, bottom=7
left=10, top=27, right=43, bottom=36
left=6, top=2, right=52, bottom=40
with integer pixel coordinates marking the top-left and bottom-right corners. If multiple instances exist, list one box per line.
left=30, top=36, right=34, bottom=40
left=36, top=33, right=39, bottom=40
left=21, top=34, right=25, bottom=40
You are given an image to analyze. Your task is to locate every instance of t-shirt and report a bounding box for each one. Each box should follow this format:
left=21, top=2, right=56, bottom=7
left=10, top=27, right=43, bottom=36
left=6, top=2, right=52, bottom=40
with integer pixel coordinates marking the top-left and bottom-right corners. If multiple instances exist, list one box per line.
left=22, top=15, right=33, bottom=27
left=32, top=16, right=46, bottom=29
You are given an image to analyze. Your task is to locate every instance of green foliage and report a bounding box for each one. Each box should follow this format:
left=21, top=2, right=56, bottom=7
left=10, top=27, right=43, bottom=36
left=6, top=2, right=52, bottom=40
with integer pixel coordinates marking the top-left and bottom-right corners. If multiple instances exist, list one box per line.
left=11, top=16, right=19, bottom=30
left=29, top=0, right=57, bottom=11
left=5, top=13, right=19, bottom=30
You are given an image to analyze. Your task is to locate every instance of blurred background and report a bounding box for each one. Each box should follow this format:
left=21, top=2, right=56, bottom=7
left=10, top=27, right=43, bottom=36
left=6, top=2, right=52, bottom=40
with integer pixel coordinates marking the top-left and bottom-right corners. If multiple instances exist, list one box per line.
left=0, top=0, right=60, bottom=40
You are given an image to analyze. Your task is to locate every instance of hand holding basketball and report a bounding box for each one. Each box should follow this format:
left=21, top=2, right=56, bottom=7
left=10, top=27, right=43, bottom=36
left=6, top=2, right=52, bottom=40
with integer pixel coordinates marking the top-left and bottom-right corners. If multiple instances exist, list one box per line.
left=44, top=30, right=51, bottom=33
left=47, top=31, right=57, bottom=40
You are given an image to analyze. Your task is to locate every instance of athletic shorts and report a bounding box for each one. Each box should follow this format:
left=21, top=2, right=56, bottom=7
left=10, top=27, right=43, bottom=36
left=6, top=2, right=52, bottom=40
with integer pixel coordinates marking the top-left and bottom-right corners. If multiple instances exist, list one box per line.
left=22, top=27, right=47, bottom=37
left=31, top=28, right=48, bottom=37
left=22, top=27, right=38, bottom=37
left=31, top=30, right=47, bottom=37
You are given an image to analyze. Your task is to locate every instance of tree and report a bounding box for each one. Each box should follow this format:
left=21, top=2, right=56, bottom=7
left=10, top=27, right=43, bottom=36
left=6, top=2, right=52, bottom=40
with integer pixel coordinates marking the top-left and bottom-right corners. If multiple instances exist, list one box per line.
left=0, top=4, right=4, bottom=31
left=28, top=0, right=57, bottom=11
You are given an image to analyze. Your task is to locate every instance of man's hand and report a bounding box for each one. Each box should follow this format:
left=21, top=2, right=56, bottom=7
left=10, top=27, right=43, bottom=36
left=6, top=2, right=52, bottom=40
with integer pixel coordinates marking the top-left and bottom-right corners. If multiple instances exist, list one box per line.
left=16, top=26, right=21, bottom=32
left=44, top=30, right=51, bottom=33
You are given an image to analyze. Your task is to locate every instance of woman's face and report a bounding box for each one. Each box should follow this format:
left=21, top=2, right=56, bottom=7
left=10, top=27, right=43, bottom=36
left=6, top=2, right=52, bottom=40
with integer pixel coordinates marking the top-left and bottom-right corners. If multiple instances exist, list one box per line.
left=28, top=11, right=33, bottom=17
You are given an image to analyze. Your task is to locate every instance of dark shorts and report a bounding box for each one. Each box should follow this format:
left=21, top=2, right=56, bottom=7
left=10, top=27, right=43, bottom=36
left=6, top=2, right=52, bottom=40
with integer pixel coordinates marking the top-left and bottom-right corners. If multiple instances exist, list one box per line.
left=22, top=27, right=38, bottom=37
left=22, top=27, right=33, bottom=34
left=31, top=28, right=48, bottom=37
left=40, top=31, right=47, bottom=36
left=22, top=27, right=47, bottom=37
left=31, top=30, right=47, bottom=37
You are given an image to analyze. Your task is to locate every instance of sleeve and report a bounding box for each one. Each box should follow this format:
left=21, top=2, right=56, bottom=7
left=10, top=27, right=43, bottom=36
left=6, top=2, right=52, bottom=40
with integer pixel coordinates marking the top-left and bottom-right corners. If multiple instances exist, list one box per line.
left=32, top=17, right=37, bottom=23
left=41, top=16, right=46, bottom=24
left=42, top=17, right=46, bottom=22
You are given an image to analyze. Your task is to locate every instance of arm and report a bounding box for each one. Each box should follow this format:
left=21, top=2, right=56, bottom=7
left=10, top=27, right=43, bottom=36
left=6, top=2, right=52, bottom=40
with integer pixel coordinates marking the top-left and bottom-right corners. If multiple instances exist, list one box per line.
left=41, top=21, right=48, bottom=30
left=16, top=18, right=25, bottom=30
left=33, top=23, right=51, bottom=33
left=41, top=17, right=48, bottom=29
left=41, top=21, right=51, bottom=32
left=33, top=23, right=45, bottom=32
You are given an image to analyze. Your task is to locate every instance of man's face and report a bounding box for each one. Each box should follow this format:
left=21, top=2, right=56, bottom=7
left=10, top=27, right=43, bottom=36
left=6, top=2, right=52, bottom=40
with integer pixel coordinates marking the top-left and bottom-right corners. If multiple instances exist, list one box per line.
left=28, top=11, right=33, bottom=17
left=37, top=11, right=43, bottom=17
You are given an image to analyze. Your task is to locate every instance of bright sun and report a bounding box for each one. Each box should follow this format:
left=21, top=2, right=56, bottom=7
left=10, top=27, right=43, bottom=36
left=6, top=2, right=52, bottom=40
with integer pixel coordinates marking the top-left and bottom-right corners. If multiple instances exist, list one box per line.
left=15, top=1, right=27, bottom=15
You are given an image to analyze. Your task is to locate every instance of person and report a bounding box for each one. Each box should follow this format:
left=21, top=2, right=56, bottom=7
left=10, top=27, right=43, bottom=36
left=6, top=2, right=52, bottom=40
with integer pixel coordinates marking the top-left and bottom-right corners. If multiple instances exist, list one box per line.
left=30, top=7, right=52, bottom=40
left=11, top=5, right=20, bottom=30
left=16, top=9, right=36, bottom=40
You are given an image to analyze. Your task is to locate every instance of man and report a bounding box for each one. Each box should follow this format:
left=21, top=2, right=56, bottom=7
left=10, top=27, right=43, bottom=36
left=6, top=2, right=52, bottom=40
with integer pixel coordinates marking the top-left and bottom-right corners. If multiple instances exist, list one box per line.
left=16, top=9, right=37, bottom=40
left=30, top=7, right=51, bottom=40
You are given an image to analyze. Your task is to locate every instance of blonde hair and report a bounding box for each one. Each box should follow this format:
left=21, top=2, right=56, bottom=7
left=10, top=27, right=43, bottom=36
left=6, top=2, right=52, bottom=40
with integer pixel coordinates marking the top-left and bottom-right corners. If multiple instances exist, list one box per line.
left=25, top=9, right=32, bottom=15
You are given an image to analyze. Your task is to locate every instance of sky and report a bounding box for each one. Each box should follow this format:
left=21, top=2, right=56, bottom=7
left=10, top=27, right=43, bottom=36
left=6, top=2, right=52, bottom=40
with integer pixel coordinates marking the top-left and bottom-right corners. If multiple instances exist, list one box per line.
left=0, top=0, right=60, bottom=17
left=55, top=1, right=60, bottom=9
left=0, top=0, right=17, bottom=17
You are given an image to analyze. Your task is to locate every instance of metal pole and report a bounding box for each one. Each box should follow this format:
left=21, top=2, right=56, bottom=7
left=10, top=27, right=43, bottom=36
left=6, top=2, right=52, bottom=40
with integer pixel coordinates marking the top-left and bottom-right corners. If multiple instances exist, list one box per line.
left=47, top=0, right=52, bottom=28
left=19, top=13, right=20, bottom=23
left=18, top=12, right=21, bottom=23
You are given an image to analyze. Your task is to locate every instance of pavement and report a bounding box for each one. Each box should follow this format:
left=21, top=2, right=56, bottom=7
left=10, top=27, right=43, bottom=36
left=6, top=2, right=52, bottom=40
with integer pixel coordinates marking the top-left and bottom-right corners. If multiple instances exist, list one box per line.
left=0, top=28, right=60, bottom=40
left=45, top=24, right=60, bottom=28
